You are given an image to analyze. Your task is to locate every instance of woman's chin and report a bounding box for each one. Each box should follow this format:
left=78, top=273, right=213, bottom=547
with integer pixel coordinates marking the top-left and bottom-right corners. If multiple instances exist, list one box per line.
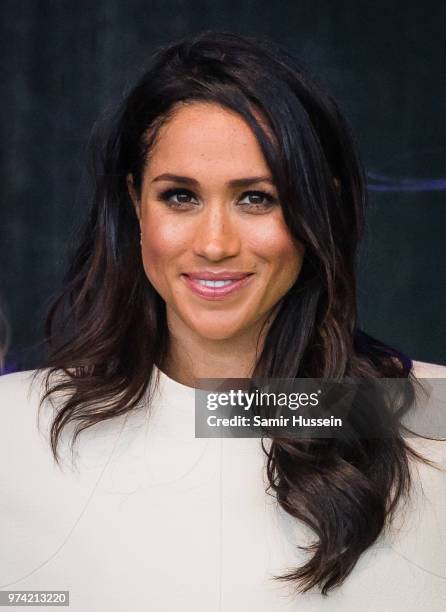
left=188, top=321, right=247, bottom=342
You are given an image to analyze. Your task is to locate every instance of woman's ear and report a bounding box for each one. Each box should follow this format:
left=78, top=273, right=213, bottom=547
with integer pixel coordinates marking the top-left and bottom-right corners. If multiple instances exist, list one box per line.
left=127, top=174, right=140, bottom=222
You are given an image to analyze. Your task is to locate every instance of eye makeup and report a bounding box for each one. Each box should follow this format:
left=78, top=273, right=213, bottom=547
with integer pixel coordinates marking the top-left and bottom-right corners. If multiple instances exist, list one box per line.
left=157, top=188, right=278, bottom=211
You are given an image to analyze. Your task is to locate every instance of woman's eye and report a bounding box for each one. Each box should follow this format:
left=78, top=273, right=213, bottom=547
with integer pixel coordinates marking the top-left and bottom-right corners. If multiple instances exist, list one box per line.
left=159, top=188, right=199, bottom=208
left=238, top=191, right=277, bottom=210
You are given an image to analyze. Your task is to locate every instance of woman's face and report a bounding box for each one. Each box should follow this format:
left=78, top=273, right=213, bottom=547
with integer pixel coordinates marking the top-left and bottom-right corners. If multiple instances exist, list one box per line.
left=130, top=102, right=305, bottom=342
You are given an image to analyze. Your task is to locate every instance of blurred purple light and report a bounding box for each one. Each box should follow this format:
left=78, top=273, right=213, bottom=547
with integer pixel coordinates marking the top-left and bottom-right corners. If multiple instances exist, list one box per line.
left=367, top=172, right=446, bottom=192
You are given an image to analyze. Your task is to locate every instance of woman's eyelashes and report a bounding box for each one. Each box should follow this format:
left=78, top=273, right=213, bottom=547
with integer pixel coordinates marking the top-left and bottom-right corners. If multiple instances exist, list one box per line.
left=157, top=187, right=278, bottom=211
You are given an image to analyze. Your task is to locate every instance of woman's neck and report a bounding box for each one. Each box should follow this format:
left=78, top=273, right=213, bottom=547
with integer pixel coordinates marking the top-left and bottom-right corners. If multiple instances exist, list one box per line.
left=161, top=311, right=272, bottom=387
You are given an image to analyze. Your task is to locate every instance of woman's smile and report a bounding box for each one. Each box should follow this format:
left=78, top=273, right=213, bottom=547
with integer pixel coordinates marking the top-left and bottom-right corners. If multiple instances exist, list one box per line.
left=181, top=271, right=255, bottom=300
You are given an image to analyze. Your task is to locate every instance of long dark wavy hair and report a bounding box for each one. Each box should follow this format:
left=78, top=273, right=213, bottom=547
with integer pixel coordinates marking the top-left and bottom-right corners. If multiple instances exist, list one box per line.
left=34, top=30, right=434, bottom=596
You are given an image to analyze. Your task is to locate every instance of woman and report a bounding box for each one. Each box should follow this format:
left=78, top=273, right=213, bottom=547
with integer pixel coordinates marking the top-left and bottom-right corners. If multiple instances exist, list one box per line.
left=1, top=30, right=445, bottom=611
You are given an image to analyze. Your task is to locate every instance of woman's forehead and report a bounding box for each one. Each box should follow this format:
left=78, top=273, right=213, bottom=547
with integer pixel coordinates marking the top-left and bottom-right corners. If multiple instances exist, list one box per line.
left=143, top=102, right=273, bottom=182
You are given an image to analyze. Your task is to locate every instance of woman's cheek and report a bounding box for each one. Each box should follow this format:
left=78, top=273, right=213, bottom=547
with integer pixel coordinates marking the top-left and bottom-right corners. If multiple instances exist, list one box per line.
left=244, top=219, right=304, bottom=270
left=140, top=219, right=188, bottom=290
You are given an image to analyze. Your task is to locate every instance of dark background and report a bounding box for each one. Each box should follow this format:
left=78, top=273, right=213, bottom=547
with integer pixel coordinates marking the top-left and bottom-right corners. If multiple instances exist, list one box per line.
left=1, top=0, right=445, bottom=372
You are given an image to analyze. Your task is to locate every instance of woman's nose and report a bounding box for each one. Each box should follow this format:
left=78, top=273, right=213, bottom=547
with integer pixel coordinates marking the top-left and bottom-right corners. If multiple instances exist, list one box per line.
left=192, top=203, right=241, bottom=261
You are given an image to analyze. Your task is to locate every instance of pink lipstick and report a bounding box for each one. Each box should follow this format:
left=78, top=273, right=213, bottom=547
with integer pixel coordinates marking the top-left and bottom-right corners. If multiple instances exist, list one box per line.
left=181, top=272, right=254, bottom=300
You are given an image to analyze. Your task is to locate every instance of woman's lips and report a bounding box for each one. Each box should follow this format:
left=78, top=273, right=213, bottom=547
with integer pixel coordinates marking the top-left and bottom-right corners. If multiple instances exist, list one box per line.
left=181, top=274, right=254, bottom=300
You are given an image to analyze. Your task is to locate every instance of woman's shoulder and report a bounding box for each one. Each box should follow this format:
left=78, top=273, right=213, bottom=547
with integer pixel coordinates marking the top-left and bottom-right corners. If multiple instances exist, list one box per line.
left=0, top=368, right=42, bottom=407
left=0, top=369, right=62, bottom=491
left=405, top=359, right=446, bottom=468
left=411, top=359, right=446, bottom=378
left=0, top=368, right=51, bottom=440
left=0, top=368, right=47, bottom=408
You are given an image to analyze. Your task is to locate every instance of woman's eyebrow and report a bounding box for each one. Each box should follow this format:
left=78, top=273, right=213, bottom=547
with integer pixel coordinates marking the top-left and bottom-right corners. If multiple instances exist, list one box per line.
left=151, top=173, right=275, bottom=187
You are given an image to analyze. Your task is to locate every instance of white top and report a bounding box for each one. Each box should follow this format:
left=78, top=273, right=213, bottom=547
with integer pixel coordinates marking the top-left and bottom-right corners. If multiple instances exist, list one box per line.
left=0, top=361, right=446, bottom=611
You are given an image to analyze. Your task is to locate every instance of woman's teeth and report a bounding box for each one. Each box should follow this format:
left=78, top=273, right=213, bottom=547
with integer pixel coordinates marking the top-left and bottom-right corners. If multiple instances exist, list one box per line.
left=197, top=279, right=235, bottom=287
